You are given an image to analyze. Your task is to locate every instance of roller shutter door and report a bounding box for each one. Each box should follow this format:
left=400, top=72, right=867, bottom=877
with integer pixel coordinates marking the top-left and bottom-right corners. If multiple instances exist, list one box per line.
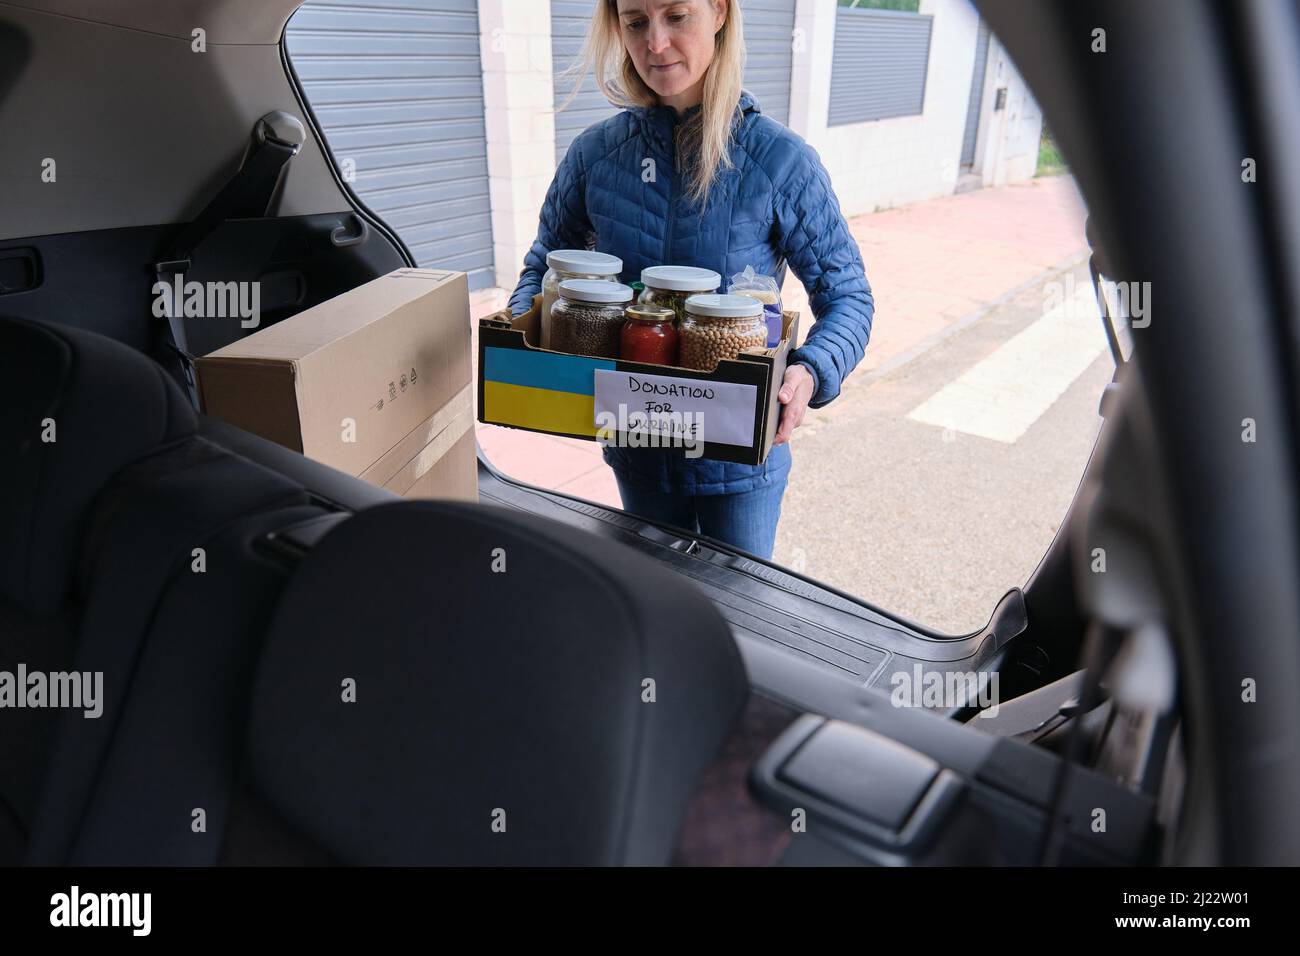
left=828, top=7, right=933, bottom=127
left=551, top=0, right=619, bottom=164
left=960, top=18, right=992, bottom=168
left=285, top=0, right=495, bottom=290
left=742, top=0, right=794, bottom=126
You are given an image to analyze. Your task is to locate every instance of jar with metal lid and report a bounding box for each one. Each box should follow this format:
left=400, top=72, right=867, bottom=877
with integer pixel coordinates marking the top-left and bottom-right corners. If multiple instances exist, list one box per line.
left=638, top=265, right=721, bottom=323
left=620, top=305, right=679, bottom=366
left=551, top=279, right=635, bottom=358
left=679, top=294, right=769, bottom=371
left=541, top=250, right=623, bottom=350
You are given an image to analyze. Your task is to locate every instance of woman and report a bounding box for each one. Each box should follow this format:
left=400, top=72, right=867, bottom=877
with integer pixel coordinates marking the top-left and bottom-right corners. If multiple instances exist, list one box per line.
left=509, top=0, right=873, bottom=560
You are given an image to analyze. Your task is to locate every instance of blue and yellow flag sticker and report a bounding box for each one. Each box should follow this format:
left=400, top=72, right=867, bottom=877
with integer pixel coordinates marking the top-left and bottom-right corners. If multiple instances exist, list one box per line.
left=483, top=347, right=616, bottom=437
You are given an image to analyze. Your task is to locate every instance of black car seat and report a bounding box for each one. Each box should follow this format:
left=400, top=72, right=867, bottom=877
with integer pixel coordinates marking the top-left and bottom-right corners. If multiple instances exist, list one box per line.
left=0, top=316, right=202, bottom=861
left=239, top=499, right=748, bottom=865
left=1, top=315, right=324, bottom=864
left=3, top=315, right=748, bottom=865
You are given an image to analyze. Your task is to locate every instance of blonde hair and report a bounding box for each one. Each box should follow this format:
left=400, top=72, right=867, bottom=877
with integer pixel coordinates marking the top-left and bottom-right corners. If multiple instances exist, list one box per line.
left=556, top=0, right=746, bottom=208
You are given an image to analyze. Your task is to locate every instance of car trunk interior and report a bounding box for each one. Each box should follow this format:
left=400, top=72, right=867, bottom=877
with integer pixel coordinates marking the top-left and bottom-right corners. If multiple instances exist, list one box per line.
left=8, top=0, right=1297, bottom=867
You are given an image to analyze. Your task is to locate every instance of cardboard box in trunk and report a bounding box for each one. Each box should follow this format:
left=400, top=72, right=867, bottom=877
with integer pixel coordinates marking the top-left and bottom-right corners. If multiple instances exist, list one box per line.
left=195, top=268, right=477, bottom=501
left=477, top=293, right=800, bottom=465
left=384, top=427, right=478, bottom=501
left=360, top=383, right=477, bottom=502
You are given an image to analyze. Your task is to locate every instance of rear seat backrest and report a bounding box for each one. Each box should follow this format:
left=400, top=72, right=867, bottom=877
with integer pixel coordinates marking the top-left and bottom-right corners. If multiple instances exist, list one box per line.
left=0, top=316, right=323, bottom=865
left=23, top=435, right=320, bottom=865
left=0, top=317, right=197, bottom=613
left=0, top=316, right=197, bottom=860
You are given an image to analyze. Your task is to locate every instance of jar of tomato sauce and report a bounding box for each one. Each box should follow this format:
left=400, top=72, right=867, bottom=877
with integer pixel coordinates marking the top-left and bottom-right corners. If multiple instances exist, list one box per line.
left=620, top=305, right=678, bottom=366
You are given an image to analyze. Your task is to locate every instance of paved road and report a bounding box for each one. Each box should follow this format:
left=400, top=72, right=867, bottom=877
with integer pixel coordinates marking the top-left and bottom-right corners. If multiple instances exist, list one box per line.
left=773, top=258, right=1112, bottom=635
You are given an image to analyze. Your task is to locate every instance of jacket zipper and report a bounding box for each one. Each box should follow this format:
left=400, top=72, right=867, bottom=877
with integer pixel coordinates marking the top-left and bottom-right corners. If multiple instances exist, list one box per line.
left=663, top=123, right=676, bottom=265
left=662, top=118, right=678, bottom=484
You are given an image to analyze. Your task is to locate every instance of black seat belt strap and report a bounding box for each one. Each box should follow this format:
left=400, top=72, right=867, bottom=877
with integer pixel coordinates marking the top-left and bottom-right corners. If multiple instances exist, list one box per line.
left=154, top=112, right=305, bottom=408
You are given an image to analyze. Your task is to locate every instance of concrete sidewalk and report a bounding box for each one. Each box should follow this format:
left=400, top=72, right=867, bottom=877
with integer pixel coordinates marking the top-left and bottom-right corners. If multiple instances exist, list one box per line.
left=471, top=174, right=1090, bottom=508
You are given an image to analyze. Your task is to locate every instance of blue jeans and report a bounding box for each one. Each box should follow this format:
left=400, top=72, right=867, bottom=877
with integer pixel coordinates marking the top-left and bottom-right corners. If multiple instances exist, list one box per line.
left=613, top=473, right=789, bottom=559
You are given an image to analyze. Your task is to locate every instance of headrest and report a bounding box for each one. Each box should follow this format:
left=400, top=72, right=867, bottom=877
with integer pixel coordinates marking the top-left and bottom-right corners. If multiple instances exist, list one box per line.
left=249, top=500, right=748, bottom=865
left=0, top=317, right=196, bottom=613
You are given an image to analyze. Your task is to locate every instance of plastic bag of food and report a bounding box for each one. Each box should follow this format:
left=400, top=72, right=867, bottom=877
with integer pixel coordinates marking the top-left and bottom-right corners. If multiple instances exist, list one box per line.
left=726, top=265, right=783, bottom=347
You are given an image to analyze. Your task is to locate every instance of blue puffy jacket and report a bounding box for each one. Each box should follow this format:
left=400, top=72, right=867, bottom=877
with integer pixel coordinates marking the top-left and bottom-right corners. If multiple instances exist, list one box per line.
left=509, top=88, right=874, bottom=495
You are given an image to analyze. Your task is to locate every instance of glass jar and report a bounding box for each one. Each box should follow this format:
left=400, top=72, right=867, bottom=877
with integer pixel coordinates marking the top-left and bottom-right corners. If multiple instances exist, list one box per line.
left=620, top=305, right=679, bottom=366
left=679, top=294, right=769, bottom=371
left=638, top=265, right=721, bottom=323
left=551, top=279, right=635, bottom=358
left=541, top=250, right=623, bottom=350
left=728, top=287, right=785, bottom=347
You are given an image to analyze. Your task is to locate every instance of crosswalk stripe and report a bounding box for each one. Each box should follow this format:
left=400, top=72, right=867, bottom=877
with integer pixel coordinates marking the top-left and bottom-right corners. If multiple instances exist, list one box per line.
left=905, top=283, right=1106, bottom=443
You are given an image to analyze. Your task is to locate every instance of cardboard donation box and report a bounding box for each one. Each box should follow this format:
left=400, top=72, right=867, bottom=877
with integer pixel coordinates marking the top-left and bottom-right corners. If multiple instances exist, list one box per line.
left=477, top=294, right=800, bottom=465
left=195, top=268, right=477, bottom=502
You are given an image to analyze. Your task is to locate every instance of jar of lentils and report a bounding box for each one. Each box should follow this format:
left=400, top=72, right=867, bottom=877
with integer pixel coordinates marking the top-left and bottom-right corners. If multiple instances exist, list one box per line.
left=551, top=279, right=635, bottom=358
left=638, top=265, right=721, bottom=323
left=679, top=294, right=770, bottom=371
left=541, top=250, right=623, bottom=350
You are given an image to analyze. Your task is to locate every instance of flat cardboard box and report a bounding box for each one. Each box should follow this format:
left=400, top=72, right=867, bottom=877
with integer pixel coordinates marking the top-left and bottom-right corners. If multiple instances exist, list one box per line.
left=196, top=268, right=474, bottom=491
left=368, top=384, right=477, bottom=501
left=359, top=382, right=473, bottom=487
left=385, top=427, right=478, bottom=502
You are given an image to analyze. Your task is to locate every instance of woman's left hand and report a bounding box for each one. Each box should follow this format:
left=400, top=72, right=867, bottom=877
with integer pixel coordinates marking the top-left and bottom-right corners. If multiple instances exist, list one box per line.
left=773, top=364, right=816, bottom=446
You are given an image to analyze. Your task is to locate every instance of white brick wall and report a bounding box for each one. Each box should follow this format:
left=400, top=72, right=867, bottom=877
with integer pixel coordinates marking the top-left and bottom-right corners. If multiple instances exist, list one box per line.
left=479, top=0, right=556, bottom=292
left=788, top=0, right=834, bottom=143
left=786, top=0, right=1042, bottom=218
left=803, top=0, right=979, bottom=216
left=971, top=38, right=1044, bottom=188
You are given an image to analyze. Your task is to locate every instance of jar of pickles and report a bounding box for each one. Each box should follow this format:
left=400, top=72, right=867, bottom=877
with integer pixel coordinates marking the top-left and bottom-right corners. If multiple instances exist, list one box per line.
left=638, top=265, right=721, bottom=323
left=679, top=294, right=769, bottom=371
left=620, top=305, right=678, bottom=366
left=551, top=279, right=635, bottom=358
left=541, top=250, right=623, bottom=350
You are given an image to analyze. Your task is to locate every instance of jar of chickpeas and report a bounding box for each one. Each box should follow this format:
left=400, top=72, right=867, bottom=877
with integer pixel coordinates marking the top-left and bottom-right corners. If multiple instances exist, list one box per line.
left=679, top=294, right=769, bottom=371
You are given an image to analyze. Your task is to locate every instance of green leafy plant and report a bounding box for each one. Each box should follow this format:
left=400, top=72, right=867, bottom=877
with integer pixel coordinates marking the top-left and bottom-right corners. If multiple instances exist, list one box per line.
left=837, top=0, right=923, bottom=12
left=1037, top=127, right=1067, bottom=177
